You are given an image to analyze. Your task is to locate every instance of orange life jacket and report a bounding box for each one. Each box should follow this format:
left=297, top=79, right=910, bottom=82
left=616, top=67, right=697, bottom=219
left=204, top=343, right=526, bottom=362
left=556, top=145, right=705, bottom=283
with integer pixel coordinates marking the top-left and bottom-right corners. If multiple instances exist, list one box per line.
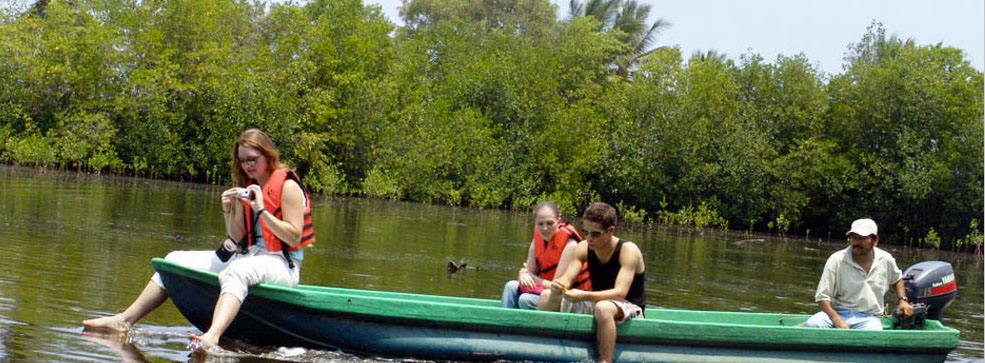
left=533, top=222, right=592, bottom=290
left=242, top=168, right=315, bottom=254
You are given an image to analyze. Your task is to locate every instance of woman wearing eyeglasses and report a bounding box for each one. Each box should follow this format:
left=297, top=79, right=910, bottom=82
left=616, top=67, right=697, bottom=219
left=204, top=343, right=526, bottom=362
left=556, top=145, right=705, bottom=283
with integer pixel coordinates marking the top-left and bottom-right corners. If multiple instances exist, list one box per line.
left=500, top=201, right=591, bottom=310
left=83, top=129, right=315, bottom=347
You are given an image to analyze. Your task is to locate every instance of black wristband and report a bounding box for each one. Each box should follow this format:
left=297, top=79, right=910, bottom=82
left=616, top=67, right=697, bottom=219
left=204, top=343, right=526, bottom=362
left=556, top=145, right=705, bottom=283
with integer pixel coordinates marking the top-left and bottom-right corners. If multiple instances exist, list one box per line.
left=256, top=208, right=266, bottom=216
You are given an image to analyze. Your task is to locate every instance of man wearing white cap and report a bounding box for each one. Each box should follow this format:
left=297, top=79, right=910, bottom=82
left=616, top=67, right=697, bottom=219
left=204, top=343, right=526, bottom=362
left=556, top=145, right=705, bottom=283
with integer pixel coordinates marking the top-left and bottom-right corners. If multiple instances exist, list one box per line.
left=804, top=218, right=913, bottom=329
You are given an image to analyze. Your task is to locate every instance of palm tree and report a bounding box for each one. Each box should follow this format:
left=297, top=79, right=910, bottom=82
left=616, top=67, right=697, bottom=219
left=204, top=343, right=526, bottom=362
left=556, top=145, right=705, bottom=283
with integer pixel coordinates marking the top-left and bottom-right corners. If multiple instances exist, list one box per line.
left=567, top=0, right=618, bottom=30
left=568, top=0, right=670, bottom=78
left=691, top=49, right=728, bottom=64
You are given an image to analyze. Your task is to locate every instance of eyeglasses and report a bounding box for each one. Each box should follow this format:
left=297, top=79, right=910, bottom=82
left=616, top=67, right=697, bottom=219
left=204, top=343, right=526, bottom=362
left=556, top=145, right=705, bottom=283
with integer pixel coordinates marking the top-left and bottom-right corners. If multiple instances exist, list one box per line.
left=238, top=156, right=262, bottom=167
left=582, top=227, right=608, bottom=238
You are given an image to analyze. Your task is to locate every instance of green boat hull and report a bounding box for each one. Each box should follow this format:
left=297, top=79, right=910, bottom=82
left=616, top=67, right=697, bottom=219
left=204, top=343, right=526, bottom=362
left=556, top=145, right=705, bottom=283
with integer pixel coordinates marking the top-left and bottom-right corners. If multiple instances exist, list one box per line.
left=151, top=258, right=958, bottom=362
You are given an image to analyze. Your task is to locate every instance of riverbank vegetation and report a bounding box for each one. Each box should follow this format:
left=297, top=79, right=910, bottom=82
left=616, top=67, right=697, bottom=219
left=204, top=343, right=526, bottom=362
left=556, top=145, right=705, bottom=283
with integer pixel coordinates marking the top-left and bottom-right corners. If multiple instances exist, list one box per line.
left=1, top=0, right=981, bottom=249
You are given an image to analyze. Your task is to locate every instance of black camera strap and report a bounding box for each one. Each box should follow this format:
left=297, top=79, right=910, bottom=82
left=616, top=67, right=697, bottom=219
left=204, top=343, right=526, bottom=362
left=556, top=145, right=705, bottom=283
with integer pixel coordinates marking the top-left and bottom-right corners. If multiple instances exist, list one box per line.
left=282, top=249, right=295, bottom=270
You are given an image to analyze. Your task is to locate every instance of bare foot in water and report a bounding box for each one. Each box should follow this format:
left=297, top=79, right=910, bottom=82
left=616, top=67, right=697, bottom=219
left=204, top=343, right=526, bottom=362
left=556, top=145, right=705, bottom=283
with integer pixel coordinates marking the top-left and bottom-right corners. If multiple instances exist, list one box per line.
left=81, top=330, right=149, bottom=363
left=82, top=315, right=131, bottom=333
left=189, top=332, right=219, bottom=346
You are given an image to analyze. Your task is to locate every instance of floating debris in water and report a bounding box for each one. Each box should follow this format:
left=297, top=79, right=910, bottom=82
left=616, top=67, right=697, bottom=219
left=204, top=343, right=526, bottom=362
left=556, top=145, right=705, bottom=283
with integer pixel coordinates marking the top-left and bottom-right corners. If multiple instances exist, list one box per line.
left=732, top=238, right=764, bottom=246
left=447, top=259, right=480, bottom=276
left=447, top=259, right=467, bottom=274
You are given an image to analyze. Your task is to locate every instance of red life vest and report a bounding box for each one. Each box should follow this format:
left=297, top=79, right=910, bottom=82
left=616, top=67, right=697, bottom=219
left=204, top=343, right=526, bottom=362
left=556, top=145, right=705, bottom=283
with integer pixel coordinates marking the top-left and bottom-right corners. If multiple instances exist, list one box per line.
left=242, top=168, right=315, bottom=252
left=533, top=222, right=592, bottom=290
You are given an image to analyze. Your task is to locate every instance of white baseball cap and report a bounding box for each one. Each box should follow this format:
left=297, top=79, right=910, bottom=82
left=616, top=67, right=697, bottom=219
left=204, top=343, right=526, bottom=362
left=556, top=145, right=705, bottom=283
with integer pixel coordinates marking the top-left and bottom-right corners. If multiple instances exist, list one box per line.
left=846, top=218, right=878, bottom=236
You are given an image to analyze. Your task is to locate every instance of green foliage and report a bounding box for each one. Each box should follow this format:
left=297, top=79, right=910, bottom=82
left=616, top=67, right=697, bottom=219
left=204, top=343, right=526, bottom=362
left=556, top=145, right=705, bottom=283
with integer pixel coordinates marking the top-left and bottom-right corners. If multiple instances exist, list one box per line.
left=6, top=130, right=55, bottom=167
left=0, top=5, right=980, bottom=249
left=53, top=112, right=122, bottom=172
left=657, top=201, right=728, bottom=230
left=568, top=0, right=671, bottom=78
left=955, top=219, right=984, bottom=251
left=616, top=201, right=647, bottom=225
left=921, top=228, right=942, bottom=249
left=770, top=214, right=790, bottom=235
left=398, top=0, right=558, bottom=41
left=826, top=21, right=983, bottom=249
left=292, top=131, right=347, bottom=195
left=362, top=167, right=402, bottom=200
left=768, top=138, right=853, bottom=233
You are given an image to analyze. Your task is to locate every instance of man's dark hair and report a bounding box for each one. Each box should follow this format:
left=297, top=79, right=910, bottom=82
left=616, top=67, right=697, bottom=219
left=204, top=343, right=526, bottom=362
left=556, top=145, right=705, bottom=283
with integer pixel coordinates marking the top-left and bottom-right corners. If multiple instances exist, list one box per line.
left=582, top=202, right=617, bottom=229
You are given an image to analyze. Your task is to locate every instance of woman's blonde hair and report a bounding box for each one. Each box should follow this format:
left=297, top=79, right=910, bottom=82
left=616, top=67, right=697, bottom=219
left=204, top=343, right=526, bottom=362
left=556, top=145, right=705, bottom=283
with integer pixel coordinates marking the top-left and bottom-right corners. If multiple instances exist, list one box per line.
left=231, top=129, right=282, bottom=186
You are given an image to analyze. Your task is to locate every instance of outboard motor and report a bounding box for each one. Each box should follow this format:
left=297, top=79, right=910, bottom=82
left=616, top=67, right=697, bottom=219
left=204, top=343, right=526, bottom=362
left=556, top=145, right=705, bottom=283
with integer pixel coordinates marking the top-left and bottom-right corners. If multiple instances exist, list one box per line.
left=894, top=261, right=957, bottom=328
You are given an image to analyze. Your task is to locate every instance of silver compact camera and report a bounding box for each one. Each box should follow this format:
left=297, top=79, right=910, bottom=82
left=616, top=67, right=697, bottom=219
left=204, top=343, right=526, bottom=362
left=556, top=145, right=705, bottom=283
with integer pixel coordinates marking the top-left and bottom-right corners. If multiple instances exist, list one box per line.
left=238, top=188, right=254, bottom=200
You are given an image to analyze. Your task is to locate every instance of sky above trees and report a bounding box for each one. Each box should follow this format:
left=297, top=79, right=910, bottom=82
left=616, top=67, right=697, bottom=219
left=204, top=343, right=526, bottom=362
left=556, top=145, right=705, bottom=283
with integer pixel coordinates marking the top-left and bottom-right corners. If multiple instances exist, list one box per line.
left=368, top=0, right=985, bottom=74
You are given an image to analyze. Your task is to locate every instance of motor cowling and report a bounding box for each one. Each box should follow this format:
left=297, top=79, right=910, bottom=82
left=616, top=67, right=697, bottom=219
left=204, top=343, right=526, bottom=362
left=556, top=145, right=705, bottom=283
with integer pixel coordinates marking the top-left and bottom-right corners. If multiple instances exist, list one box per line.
left=901, top=261, right=957, bottom=321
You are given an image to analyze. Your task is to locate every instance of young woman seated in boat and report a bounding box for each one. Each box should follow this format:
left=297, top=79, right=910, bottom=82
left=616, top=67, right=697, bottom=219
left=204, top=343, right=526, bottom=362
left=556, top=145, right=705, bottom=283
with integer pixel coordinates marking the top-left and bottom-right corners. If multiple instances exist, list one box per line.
left=83, top=128, right=316, bottom=346
left=500, top=201, right=591, bottom=310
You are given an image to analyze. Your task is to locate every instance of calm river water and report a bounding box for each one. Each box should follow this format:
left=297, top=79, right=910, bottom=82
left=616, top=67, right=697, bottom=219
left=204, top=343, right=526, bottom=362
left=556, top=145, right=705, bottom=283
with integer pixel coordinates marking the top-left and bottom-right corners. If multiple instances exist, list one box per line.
left=0, top=166, right=981, bottom=362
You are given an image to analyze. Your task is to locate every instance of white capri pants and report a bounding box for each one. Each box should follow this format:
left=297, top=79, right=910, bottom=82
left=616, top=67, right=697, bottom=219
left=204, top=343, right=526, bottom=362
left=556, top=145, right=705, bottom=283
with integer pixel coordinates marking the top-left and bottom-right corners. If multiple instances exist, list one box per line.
left=150, top=244, right=300, bottom=303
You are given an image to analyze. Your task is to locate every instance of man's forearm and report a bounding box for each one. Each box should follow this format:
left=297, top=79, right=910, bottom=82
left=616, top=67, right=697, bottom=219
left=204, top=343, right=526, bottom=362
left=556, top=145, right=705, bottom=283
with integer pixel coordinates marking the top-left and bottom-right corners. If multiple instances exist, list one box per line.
left=582, top=288, right=627, bottom=303
left=819, top=301, right=838, bottom=319
left=818, top=300, right=845, bottom=325
left=894, top=280, right=906, bottom=298
left=554, top=259, right=583, bottom=288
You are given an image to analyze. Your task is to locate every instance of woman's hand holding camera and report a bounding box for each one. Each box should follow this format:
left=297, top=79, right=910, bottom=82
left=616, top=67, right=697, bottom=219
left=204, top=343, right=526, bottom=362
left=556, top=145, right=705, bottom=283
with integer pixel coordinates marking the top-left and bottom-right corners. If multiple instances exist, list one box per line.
left=242, top=184, right=264, bottom=213
left=220, top=185, right=262, bottom=214
left=220, top=188, right=241, bottom=214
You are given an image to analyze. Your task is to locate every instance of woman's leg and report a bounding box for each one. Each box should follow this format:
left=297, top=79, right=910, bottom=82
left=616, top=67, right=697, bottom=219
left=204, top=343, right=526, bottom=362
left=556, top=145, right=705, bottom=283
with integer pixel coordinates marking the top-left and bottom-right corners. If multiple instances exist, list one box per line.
left=517, top=293, right=540, bottom=310
left=191, top=252, right=295, bottom=345
left=190, top=293, right=242, bottom=345
left=83, top=250, right=222, bottom=331
left=82, top=282, right=167, bottom=332
left=501, top=280, right=522, bottom=308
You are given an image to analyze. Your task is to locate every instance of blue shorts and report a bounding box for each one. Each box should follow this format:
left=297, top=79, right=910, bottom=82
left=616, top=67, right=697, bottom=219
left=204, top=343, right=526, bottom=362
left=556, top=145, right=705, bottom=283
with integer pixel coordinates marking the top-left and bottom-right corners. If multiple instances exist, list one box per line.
left=804, top=308, right=882, bottom=330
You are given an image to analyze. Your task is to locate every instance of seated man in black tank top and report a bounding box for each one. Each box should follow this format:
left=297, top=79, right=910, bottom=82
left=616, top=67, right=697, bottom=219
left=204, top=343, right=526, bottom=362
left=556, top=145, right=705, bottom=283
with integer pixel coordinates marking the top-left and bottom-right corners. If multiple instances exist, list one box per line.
left=546, top=202, right=646, bottom=363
